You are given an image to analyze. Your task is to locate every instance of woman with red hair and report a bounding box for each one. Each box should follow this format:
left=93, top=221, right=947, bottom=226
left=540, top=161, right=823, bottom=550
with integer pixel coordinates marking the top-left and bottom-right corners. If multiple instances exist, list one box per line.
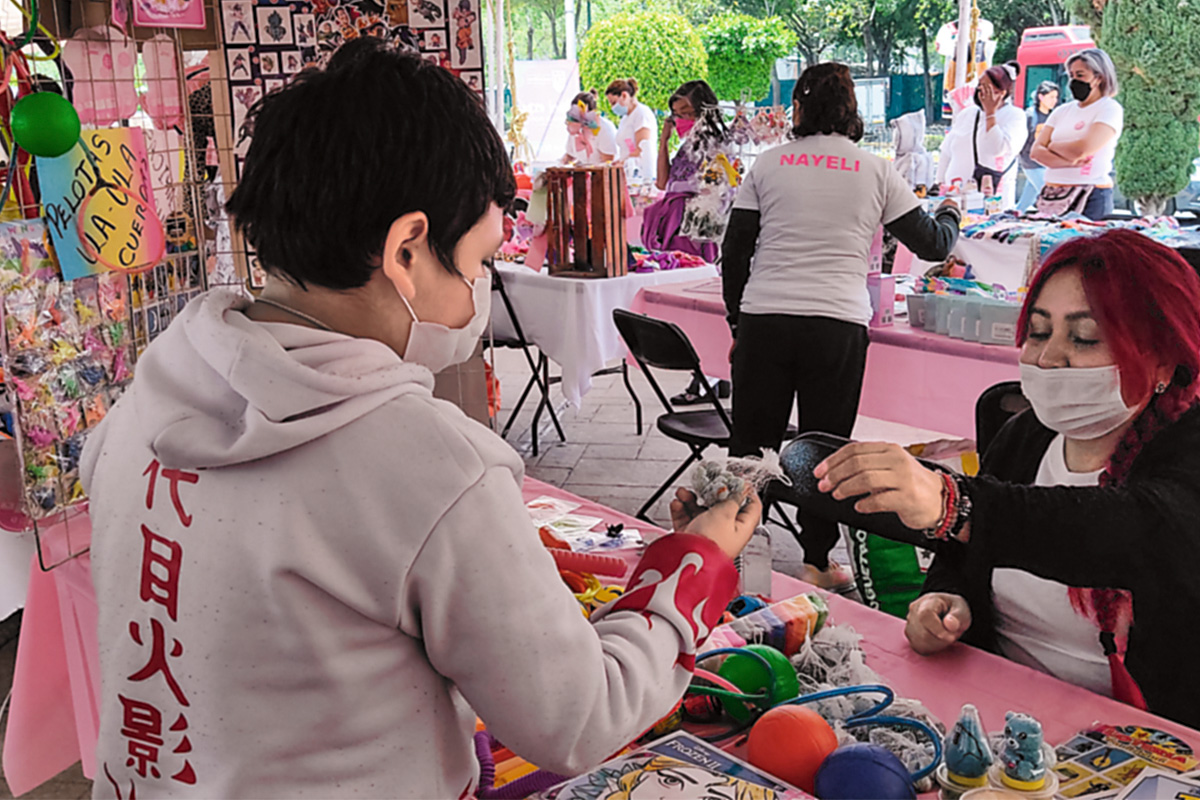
left=813, top=229, right=1200, bottom=726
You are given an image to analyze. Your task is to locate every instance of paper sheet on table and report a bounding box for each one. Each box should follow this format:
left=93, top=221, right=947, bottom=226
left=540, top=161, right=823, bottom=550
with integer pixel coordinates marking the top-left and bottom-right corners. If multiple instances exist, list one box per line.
left=1114, top=769, right=1200, bottom=800
left=526, top=495, right=581, bottom=527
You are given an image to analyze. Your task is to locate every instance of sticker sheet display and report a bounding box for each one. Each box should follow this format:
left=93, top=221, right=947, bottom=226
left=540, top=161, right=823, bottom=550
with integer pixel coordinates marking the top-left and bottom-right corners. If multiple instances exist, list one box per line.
left=533, top=731, right=813, bottom=799
left=220, top=0, right=319, bottom=165
left=1053, top=725, right=1199, bottom=799
left=0, top=220, right=135, bottom=519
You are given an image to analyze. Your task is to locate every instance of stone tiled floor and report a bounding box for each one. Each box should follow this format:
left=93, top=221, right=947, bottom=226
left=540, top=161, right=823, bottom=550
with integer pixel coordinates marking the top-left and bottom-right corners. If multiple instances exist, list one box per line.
left=0, top=345, right=954, bottom=799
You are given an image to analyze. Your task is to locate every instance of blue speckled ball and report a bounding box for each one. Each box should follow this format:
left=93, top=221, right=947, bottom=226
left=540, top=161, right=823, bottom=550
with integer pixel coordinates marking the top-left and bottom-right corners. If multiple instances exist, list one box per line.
left=813, top=743, right=915, bottom=800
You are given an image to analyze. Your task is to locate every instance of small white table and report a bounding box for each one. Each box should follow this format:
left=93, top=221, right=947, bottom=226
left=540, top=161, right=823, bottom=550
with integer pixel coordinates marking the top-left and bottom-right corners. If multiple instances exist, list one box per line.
left=490, top=262, right=719, bottom=407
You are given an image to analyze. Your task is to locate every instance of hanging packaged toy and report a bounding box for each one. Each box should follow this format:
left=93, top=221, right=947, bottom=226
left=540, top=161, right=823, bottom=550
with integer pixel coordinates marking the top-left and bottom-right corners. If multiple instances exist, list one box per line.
left=0, top=220, right=136, bottom=522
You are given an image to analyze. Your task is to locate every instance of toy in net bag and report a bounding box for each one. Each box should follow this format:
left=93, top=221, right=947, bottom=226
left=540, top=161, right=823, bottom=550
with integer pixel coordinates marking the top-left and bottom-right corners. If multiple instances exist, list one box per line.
left=691, top=450, right=789, bottom=509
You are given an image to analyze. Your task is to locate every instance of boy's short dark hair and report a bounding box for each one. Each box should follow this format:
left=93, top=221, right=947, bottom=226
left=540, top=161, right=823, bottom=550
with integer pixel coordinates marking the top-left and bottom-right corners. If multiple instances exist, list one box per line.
left=227, top=38, right=515, bottom=289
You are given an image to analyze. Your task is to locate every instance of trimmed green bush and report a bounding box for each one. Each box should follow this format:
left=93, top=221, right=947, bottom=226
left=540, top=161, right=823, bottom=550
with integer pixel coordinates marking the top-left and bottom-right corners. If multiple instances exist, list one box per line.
left=579, top=11, right=709, bottom=114
left=700, top=12, right=794, bottom=102
left=1076, top=0, right=1200, bottom=213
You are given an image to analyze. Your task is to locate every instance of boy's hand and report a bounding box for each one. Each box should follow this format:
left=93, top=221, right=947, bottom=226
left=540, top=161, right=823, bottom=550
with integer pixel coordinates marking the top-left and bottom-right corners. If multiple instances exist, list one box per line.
left=680, top=491, right=762, bottom=560
left=669, top=488, right=704, bottom=532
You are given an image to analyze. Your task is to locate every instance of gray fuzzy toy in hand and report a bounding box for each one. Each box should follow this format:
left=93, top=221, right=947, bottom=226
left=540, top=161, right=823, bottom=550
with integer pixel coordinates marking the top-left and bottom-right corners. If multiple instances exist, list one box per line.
left=690, top=450, right=789, bottom=508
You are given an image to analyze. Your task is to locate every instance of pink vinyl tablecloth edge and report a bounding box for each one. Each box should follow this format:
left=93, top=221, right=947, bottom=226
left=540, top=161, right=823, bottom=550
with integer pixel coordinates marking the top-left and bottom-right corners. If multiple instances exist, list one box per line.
left=2, top=542, right=99, bottom=796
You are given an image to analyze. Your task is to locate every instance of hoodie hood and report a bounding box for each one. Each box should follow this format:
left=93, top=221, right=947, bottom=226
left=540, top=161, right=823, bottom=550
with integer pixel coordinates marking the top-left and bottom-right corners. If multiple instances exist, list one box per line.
left=108, top=288, right=435, bottom=469
left=892, top=110, right=927, bottom=156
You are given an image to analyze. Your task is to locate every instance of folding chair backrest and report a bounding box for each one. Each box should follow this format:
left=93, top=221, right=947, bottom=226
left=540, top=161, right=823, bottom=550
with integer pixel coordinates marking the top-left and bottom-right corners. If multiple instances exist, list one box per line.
left=490, top=267, right=528, bottom=349
left=613, top=309, right=703, bottom=372
left=613, top=309, right=730, bottom=429
left=975, top=380, right=1029, bottom=459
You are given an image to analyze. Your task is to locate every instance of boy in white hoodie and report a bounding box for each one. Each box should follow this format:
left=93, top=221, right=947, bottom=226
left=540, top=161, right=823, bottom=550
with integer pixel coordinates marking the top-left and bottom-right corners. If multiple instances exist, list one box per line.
left=82, top=38, right=759, bottom=800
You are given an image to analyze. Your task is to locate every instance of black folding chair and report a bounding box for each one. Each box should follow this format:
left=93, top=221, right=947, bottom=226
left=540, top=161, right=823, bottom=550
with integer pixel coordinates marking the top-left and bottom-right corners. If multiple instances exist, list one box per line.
left=975, top=380, right=1029, bottom=459
left=491, top=268, right=565, bottom=456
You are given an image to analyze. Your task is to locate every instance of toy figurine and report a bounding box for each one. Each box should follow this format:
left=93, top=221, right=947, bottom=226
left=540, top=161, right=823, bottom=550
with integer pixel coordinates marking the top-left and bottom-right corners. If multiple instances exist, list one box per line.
left=946, top=705, right=993, bottom=785
left=999, top=712, right=1047, bottom=791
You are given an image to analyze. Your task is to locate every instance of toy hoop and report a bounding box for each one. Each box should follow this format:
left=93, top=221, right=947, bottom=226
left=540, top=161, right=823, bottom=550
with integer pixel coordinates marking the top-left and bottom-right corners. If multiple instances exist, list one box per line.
left=75, top=182, right=166, bottom=275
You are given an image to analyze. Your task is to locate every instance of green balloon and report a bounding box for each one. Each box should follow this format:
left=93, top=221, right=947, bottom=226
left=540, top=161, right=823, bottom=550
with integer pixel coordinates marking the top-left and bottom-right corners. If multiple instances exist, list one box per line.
left=717, top=644, right=800, bottom=722
left=11, top=93, right=81, bottom=158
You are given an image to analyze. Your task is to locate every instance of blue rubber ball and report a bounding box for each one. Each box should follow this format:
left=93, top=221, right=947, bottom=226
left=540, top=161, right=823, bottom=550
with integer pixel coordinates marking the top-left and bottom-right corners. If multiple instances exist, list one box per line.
left=813, top=743, right=915, bottom=800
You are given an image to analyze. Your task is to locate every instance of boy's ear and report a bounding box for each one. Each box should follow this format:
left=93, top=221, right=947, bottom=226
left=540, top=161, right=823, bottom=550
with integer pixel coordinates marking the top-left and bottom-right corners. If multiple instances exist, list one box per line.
left=381, top=212, right=430, bottom=299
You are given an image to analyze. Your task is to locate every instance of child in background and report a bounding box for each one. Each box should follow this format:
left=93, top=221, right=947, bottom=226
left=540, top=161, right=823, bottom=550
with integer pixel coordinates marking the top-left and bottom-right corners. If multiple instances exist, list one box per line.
left=83, top=39, right=758, bottom=799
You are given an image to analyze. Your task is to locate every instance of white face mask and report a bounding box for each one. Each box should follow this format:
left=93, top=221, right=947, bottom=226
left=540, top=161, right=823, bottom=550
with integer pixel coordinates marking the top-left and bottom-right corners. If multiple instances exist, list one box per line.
left=1019, top=363, right=1139, bottom=440
left=399, top=275, right=490, bottom=373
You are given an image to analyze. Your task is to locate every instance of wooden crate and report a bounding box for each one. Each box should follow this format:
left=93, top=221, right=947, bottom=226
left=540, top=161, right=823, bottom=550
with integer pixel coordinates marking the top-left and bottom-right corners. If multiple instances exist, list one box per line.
left=544, top=165, right=628, bottom=278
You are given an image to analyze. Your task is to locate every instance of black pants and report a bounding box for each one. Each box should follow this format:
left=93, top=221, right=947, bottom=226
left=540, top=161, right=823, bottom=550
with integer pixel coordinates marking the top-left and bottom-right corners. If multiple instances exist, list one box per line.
left=730, top=314, right=869, bottom=569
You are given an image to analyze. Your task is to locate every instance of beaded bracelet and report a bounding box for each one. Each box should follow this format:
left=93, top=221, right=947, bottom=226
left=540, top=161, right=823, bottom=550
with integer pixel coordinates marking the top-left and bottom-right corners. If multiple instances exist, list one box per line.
left=923, top=472, right=958, bottom=540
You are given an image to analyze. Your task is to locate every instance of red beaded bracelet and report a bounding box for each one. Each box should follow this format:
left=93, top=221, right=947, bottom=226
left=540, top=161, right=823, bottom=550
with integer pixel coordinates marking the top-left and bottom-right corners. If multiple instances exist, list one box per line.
left=925, top=472, right=958, bottom=540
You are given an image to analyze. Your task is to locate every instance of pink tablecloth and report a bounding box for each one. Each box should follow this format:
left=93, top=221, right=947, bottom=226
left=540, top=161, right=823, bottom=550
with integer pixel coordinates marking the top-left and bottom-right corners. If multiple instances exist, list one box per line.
left=630, top=279, right=1021, bottom=439
left=7, top=482, right=1196, bottom=795
left=2, top=518, right=99, bottom=797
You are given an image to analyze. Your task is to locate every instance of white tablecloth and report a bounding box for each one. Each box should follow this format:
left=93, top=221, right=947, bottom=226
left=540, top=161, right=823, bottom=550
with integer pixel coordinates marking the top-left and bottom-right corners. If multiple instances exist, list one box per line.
left=491, top=263, right=720, bottom=406
left=910, top=235, right=1033, bottom=290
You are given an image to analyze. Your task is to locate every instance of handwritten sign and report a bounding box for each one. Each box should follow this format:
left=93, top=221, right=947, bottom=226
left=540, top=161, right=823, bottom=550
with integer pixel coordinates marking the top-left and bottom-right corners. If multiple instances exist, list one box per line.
left=77, top=184, right=165, bottom=273
left=38, top=129, right=164, bottom=280
left=144, top=129, right=185, bottom=218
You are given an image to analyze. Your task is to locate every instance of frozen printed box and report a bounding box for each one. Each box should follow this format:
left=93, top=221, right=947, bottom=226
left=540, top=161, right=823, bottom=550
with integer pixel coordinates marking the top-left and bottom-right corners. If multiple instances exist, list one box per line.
left=533, top=731, right=813, bottom=799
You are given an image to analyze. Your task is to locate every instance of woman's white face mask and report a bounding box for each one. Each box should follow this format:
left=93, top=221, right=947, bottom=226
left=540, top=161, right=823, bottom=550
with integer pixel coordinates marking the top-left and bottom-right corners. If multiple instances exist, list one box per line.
left=1019, top=363, right=1138, bottom=439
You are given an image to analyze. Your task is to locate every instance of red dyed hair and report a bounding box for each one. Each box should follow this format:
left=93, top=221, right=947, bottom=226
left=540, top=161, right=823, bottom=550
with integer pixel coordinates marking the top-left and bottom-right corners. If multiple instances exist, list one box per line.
left=1018, top=229, right=1200, bottom=639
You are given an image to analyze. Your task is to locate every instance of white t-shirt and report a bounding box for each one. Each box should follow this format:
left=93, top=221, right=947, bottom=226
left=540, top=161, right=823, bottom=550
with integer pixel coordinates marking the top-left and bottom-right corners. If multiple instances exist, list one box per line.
left=616, top=101, right=658, bottom=184
left=940, top=104, right=1027, bottom=208
left=992, top=434, right=1113, bottom=697
left=565, top=117, right=618, bottom=166
left=1042, top=98, right=1124, bottom=186
left=734, top=134, right=921, bottom=326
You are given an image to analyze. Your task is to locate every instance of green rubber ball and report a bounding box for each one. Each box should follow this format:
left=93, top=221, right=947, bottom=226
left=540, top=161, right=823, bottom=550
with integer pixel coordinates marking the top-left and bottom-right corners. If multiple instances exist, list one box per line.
left=716, top=644, right=800, bottom=722
left=12, top=93, right=81, bottom=158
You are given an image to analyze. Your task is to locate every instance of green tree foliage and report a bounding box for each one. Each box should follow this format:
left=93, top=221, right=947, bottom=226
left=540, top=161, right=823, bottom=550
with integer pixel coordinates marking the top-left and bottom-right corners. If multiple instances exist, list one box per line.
left=700, top=12, right=793, bottom=100
left=783, top=0, right=839, bottom=68
left=578, top=11, right=709, bottom=112
left=1082, top=0, right=1200, bottom=213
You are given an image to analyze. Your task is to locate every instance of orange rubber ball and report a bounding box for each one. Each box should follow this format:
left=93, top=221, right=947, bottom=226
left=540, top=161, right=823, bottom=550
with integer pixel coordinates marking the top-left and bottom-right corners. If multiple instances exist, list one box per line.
left=746, top=705, right=839, bottom=794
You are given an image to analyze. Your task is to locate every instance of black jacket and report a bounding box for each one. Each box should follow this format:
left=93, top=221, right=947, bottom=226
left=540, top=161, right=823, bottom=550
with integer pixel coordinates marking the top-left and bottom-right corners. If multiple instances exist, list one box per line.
left=923, top=406, right=1200, bottom=729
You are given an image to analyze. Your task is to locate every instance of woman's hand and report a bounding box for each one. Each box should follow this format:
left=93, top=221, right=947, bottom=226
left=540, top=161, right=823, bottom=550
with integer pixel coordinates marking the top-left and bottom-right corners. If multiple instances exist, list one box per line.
left=728, top=338, right=737, bottom=364
left=979, top=83, right=1003, bottom=117
left=661, top=117, right=675, bottom=146
left=905, top=592, right=972, bottom=654
left=671, top=488, right=762, bottom=560
left=814, top=442, right=945, bottom=530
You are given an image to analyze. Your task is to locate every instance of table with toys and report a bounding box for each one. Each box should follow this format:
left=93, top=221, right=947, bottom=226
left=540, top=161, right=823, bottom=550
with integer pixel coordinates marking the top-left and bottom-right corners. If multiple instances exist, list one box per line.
left=7, top=480, right=1199, bottom=799
left=509, top=479, right=1200, bottom=800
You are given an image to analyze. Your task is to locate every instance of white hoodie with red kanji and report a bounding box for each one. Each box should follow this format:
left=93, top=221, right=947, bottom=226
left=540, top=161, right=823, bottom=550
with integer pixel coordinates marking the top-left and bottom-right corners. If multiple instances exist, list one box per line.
left=81, top=288, right=737, bottom=800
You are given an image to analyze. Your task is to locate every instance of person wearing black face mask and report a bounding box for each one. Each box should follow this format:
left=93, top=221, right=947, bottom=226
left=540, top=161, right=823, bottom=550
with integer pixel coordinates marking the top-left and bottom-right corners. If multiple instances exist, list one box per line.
left=1030, top=48, right=1124, bottom=220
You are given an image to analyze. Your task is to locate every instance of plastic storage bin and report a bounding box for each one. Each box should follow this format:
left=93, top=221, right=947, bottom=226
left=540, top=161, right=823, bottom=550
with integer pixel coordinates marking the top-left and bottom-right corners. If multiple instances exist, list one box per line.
left=979, top=301, right=1021, bottom=345
left=905, top=294, right=927, bottom=328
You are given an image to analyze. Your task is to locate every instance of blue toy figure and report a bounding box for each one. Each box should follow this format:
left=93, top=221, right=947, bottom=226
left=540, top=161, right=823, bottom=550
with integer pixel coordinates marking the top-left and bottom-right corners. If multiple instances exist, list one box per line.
left=944, top=704, right=993, bottom=787
left=1000, top=712, right=1047, bottom=790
